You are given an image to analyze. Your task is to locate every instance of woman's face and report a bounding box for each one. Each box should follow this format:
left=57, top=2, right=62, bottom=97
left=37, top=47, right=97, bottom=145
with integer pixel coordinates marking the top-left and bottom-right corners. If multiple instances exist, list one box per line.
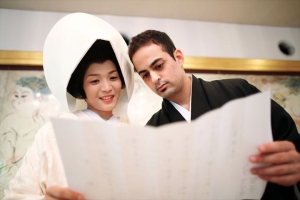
left=83, top=60, right=122, bottom=117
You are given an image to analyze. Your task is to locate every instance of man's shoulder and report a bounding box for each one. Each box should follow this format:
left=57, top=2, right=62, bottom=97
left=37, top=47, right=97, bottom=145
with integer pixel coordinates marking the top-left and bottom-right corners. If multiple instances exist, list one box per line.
left=197, top=77, right=259, bottom=95
left=201, top=77, right=249, bottom=88
left=146, top=109, right=164, bottom=127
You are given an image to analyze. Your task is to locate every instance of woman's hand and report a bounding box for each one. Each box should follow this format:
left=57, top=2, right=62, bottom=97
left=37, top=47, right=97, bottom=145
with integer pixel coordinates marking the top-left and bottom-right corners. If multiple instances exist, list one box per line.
left=44, top=186, right=85, bottom=200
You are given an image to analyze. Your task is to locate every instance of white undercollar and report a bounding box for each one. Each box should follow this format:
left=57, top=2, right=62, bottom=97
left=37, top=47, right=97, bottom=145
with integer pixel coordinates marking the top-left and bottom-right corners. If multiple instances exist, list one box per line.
left=82, top=109, right=119, bottom=124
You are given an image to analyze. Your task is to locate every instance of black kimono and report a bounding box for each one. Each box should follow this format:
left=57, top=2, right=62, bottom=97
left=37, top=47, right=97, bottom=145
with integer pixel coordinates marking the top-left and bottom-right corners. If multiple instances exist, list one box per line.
left=147, top=75, right=300, bottom=200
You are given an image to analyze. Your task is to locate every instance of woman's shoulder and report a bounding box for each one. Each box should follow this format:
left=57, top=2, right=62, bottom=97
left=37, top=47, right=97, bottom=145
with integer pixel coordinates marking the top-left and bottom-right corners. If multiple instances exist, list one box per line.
left=34, top=112, right=79, bottom=141
left=57, top=111, right=79, bottom=119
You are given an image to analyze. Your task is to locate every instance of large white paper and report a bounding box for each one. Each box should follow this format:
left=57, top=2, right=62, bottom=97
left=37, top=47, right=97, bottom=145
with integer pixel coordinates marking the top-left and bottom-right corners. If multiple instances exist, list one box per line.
left=52, top=91, right=273, bottom=200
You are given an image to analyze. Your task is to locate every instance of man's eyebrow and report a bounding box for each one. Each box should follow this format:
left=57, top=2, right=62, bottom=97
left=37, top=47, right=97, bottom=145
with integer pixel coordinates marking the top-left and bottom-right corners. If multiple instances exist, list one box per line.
left=138, top=58, right=162, bottom=75
left=150, top=58, right=161, bottom=68
left=138, top=70, right=146, bottom=76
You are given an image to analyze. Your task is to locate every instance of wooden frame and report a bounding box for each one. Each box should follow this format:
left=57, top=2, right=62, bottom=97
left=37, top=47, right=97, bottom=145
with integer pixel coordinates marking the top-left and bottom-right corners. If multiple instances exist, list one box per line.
left=1, top=50, right=300, bottom=72
left=0, top=51, right=43, bottom=66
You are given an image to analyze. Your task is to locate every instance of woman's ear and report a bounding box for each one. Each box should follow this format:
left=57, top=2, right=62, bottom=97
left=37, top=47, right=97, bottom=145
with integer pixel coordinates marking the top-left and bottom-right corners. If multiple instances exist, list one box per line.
left=173, top=49, right=184, bottom=67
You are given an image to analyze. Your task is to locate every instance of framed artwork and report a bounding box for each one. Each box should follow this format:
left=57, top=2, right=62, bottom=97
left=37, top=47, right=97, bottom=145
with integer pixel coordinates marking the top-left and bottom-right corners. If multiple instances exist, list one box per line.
left=0, top=51, right=299, bottom=198
left=0, top=65, right=67, bottom=196
left=1, top=50, right=300, bottom=72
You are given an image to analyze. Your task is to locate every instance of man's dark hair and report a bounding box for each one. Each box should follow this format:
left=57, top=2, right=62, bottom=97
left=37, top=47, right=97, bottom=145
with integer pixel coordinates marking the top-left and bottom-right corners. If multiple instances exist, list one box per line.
left=67, top=39, right=125, bottom=99
left=128, top=30, right=176, bottom=62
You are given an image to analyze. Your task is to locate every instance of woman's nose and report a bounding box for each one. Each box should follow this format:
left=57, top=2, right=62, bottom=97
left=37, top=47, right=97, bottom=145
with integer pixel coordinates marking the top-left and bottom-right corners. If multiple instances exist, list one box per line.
left=100, top=80, right=112, bottom=92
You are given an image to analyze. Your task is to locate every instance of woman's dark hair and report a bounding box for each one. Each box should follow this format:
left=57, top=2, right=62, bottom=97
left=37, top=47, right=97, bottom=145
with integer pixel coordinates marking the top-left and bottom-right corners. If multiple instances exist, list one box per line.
left=67, top=39, right=125, bottom=99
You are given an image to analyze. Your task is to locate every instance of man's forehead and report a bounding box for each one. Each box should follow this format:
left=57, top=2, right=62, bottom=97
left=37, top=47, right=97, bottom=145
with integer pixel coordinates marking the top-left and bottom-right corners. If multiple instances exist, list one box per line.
left=133, top=43, right=166, bottom=68
left=139, top=42, right=164, bottom=52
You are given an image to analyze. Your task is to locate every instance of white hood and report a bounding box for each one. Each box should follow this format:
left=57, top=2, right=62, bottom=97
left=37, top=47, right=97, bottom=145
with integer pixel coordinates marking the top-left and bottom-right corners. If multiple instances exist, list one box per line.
left=43, top=13, right=134, bottom=122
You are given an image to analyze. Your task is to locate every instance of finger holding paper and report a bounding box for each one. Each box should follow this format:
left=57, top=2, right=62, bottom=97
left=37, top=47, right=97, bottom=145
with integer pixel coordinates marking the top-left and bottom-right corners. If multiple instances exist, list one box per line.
left=249, top=141, right=300, bottom=186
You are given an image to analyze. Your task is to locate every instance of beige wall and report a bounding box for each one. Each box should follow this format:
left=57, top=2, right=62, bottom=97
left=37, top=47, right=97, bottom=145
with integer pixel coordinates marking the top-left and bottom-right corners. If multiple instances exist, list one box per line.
left=1, top=9, right=300, bottom=60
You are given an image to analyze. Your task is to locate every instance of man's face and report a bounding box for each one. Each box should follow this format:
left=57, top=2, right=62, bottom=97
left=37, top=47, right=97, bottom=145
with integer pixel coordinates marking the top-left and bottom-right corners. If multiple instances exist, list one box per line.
left=132, top=43, right=185, bottom=100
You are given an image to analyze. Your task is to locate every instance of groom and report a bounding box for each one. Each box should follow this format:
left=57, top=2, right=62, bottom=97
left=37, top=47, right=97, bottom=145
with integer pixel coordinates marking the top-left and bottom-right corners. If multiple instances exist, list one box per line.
left=128, top=29, right=300, bottom=200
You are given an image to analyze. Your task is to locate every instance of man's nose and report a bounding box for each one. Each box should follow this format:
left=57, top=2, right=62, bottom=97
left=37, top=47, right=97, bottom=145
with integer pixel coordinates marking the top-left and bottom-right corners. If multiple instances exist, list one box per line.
left=150, top=72, right=160, bottom=84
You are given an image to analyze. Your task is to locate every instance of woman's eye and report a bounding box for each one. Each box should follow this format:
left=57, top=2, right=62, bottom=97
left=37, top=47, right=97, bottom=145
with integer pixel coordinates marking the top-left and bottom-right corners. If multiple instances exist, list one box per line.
left=110, top=76, right=118, bottom=80
left=90, top=80, right=99, bottom=84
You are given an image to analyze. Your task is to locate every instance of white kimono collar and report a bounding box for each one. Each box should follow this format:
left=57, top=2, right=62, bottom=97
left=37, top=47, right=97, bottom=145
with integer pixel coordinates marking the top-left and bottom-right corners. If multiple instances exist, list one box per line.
left=82, top=109, right=119, bottom=124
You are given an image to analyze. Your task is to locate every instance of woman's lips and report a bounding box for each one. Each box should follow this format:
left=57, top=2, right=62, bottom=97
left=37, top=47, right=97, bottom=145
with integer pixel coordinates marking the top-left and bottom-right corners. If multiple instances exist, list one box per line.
left=100, top=95, right=114, bottom=102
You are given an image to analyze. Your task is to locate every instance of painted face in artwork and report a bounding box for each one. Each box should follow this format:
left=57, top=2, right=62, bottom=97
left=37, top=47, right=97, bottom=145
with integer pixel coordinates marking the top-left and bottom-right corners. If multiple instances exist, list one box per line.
left=83, top=60, right=122, bottom=117
left=11, top=86, right=38, bottom=113
left=132, top=43, right=185, bottom=100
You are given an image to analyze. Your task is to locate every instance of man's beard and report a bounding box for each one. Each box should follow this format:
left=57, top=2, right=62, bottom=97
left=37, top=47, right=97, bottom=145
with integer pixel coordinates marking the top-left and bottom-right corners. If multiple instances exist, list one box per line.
left=156, top=80, right=177, bottom=99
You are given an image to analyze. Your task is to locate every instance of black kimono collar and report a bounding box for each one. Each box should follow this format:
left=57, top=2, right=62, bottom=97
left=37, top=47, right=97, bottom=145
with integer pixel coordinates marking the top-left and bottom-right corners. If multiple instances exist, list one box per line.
left=161, top=74, right=212, bottom=122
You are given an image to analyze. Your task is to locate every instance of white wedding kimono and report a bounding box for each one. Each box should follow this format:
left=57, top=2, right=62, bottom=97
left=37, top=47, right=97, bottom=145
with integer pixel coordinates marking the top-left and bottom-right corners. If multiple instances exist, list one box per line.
left=3, top=110, right=126, bottom=200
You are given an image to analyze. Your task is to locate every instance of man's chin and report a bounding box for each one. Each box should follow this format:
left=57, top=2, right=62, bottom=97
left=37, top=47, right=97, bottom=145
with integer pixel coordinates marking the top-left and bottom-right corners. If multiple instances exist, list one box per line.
left=158, top=90, right=172, bottom=99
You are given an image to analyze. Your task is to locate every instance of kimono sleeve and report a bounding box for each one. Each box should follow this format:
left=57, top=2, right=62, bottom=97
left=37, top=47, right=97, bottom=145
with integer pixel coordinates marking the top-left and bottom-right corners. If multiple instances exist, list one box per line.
left=3, top=124, right=53, bottom=200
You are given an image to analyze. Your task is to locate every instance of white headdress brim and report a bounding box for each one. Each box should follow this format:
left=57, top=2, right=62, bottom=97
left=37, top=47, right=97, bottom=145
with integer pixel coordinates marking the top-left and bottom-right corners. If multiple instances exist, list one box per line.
left=43, top=13, right=134, bottom=121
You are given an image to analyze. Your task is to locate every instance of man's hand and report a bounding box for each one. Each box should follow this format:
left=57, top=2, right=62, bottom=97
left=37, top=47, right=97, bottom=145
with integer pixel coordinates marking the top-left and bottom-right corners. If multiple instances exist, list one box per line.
left=249, top=141, right=300, bottom=186
left=44, top=186, right=85, bottom=200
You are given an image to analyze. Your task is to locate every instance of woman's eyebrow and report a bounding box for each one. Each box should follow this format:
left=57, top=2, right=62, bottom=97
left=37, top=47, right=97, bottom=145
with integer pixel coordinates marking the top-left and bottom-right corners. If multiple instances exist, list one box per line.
left=108, top=70, right=118, bottom=74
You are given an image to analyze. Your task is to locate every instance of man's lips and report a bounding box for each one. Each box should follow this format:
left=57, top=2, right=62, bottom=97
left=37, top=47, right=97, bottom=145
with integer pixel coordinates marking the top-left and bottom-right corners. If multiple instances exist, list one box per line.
left=157, top=84, right=167, bottom=92
left=100, top=95, right=114, bottom=102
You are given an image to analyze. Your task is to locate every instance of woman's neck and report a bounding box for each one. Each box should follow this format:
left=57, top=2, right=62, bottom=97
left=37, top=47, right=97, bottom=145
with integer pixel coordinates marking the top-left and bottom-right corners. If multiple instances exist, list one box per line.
left=87, top=106, right=113, bottom=121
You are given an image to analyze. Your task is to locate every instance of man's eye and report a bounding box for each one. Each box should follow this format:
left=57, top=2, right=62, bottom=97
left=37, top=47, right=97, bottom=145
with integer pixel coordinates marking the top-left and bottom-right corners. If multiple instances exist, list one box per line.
left=156, top=63, right=163, bottom=69
left=142, top=73, right=149, bottom=79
